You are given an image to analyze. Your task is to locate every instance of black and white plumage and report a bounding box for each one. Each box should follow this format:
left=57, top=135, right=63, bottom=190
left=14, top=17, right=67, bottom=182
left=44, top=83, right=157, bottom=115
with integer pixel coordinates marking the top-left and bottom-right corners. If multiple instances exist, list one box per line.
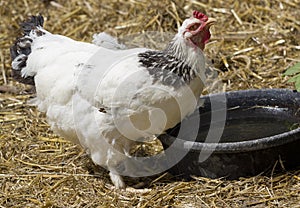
left=10, top=11, right=216, bottom=188
left=138, top=50, right=195, bottom=87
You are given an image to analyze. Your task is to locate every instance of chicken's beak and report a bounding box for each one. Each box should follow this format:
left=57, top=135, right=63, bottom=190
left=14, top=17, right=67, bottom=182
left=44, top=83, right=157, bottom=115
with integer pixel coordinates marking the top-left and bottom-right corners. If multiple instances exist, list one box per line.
left=205, top=17, right=217, bottom=28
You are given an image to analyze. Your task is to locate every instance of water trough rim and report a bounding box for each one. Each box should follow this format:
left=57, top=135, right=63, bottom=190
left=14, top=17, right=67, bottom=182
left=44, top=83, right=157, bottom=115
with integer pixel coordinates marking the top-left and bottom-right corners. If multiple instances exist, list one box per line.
left=159, top=88, right=300, bottom=153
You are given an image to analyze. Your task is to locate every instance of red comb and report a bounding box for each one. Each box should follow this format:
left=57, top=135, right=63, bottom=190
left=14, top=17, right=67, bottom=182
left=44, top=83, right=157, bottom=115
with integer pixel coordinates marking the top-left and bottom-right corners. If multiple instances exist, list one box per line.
left=193, top=10, right=208, bottom=22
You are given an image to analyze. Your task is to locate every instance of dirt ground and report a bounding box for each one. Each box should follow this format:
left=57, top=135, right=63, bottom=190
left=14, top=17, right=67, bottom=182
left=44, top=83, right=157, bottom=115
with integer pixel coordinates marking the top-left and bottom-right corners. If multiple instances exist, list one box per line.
left=1, top=0, right=300, bottom=207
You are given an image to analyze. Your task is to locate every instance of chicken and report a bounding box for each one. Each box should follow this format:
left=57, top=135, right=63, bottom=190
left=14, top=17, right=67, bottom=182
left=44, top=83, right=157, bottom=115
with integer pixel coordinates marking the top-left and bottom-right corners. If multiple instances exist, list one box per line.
left=10, top=11, right=216, bottom=188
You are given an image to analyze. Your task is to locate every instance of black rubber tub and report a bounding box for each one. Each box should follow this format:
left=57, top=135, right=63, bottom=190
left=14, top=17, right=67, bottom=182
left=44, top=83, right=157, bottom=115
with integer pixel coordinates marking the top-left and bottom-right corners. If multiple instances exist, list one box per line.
left=158, top=89, right=300, bottom=179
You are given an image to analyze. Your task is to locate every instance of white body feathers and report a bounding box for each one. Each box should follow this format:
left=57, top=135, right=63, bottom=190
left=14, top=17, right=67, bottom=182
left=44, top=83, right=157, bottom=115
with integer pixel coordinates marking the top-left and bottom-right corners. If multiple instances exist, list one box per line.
left=12, top=15, right=209, bottom=188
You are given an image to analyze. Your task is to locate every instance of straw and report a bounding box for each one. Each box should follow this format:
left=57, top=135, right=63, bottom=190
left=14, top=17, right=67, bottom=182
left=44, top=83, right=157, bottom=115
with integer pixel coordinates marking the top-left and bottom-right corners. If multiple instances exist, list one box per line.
left=1, top=0, right=299, bottom=207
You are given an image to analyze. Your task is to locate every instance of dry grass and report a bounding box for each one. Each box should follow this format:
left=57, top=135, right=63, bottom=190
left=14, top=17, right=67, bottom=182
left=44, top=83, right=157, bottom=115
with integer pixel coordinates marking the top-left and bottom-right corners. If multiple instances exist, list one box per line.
left=1, top=0, right=300, bottom=207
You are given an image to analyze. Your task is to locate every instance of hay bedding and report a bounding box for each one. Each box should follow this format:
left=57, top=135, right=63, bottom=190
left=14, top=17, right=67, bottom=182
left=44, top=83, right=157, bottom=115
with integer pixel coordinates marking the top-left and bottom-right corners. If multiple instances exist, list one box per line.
left=0, top=0, right=300, bottom=207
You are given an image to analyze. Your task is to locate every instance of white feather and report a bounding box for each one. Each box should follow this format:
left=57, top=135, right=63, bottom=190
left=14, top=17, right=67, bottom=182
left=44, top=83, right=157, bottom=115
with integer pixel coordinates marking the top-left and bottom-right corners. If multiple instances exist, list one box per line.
left=19, top=16, right=207, bottom=188
left=92, top=32, right=126, bottom=50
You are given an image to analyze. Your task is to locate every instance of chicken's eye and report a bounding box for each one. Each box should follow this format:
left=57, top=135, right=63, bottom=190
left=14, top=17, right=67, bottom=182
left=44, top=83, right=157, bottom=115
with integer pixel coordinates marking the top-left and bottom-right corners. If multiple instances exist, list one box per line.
left=189, top=23, right=201, bottom=31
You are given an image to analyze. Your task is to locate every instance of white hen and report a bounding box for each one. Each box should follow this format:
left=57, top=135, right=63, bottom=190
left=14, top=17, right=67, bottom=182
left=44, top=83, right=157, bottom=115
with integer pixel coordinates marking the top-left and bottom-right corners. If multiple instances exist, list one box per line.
left=11, top=11, right=215, bottom=188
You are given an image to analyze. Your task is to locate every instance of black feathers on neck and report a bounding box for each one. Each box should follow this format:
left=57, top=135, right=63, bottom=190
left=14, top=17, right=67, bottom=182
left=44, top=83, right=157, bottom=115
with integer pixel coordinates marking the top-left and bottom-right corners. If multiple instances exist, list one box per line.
left=138, top=50, right=196, bottom=88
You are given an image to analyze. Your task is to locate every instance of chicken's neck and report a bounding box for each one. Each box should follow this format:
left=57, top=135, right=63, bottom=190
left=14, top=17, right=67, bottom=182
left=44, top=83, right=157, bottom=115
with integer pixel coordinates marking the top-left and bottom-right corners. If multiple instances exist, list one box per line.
left=138, top=35, right=206, bottom=88
left=164, top=35, right=206, bottom=82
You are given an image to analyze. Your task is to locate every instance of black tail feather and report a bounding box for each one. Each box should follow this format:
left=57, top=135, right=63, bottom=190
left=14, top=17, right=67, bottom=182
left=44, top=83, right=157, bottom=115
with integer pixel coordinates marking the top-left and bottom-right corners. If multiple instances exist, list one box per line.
left=21, top=15, right=44, bottom=36
left=10, top=15, right=45, bottom=85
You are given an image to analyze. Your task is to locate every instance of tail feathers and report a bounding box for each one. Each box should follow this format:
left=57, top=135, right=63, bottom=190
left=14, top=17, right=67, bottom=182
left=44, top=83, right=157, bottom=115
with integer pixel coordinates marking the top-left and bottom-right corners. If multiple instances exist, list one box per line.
left=10, top=15, right=45, bottom=85
left=21, top=15, right=44, bottom=36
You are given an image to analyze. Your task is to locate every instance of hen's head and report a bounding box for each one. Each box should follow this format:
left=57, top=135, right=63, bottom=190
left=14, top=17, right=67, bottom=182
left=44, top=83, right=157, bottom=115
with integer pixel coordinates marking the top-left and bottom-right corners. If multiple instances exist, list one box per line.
left=178, top=11, right=216, bottom=50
